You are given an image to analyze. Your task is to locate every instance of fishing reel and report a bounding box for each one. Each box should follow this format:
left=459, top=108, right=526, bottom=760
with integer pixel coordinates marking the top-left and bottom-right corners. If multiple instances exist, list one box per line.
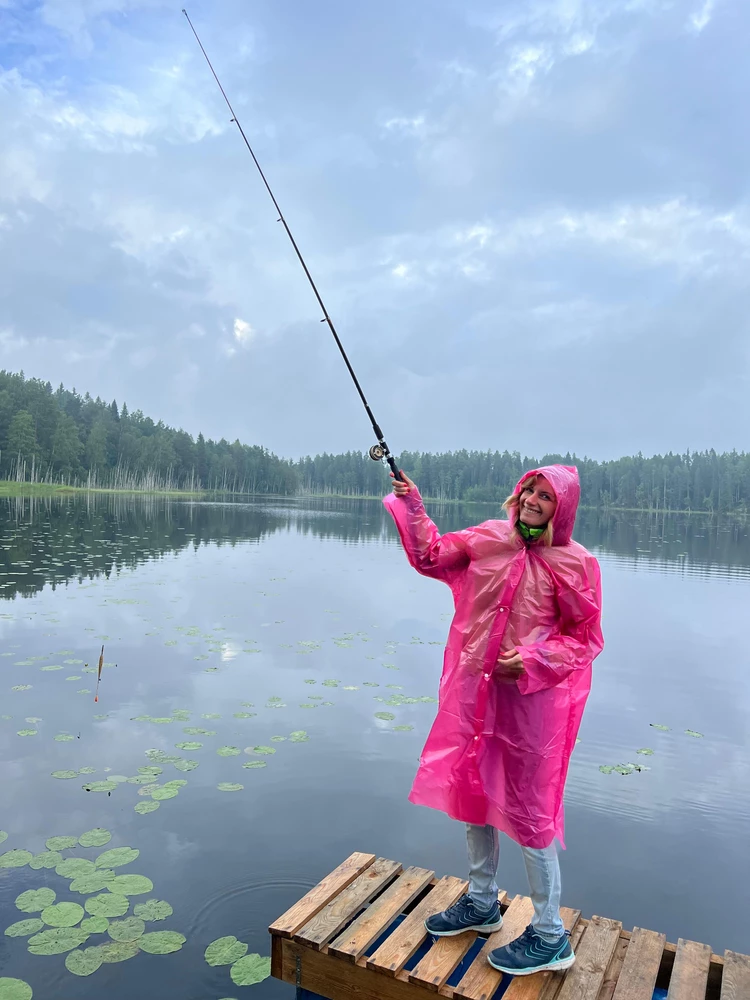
left=369, top=444, right=385, bottom=461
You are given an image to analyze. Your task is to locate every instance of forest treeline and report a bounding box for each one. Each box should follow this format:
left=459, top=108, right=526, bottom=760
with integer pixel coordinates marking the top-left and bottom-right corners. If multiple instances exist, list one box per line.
left=1, top=371, right=747, bottom=513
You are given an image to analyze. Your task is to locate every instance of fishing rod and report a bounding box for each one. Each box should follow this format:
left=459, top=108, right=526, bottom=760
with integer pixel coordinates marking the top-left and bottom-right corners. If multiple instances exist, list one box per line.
left=182, top=9, right=403, bottom=483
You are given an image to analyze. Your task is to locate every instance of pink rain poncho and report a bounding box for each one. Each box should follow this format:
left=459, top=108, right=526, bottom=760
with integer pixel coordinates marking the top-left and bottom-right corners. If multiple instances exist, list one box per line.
left=383, top=465, right=603, bottom=849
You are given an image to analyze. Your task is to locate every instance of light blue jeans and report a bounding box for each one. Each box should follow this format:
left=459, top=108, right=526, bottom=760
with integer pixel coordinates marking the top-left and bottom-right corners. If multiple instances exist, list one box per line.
left=466, top=824, right=565, bottom=942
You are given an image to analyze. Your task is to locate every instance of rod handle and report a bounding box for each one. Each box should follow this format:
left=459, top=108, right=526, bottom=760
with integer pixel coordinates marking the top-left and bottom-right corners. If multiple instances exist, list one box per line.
left=387, top=456, right=404, bottom=482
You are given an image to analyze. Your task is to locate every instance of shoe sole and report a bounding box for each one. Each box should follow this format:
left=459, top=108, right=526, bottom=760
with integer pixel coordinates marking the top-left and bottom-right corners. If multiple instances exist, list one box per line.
left=425, top=917, right=503, bottom=937
left=487, top=953, right=576, bottom=976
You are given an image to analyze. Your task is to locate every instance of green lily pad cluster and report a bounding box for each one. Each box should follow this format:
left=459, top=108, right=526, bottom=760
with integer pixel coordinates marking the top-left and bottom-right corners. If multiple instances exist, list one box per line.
left=205, top=936, right=271, bottom=988
left=0, top=826, right=183, bottom=978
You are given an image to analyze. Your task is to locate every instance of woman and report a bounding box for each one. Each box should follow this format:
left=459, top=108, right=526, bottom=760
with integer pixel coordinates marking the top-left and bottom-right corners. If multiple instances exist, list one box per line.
left=383, top=464, right=603, bottom=976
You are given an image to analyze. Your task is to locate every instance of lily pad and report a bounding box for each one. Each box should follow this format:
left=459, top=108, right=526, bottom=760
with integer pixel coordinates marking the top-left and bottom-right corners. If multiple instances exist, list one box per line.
left=216, top=746, right=240, bottom=757
left=393, top=725, right=414, bottom=731
left=46, top=836, right=78, bottom=850
left=28, top=926, right=89, bottom=954
left=289, top=731, right=309, bottom=742
left=51, top=770, right=79, bottom=780
left=77, top=767, right=96, bottom=775
left=248, top=746, right=275, bottom=755
left=150, top=787, right=178, bottom=801
left=107, top=917, right=146, bottom=942
left=139, top=930, right=186, bottom=954
left=374, top=712, right=396, bottom=721
left=5, top=919, right=45, bottom=938
left=0, top=979, right=33, bottom=1000
left=134, top=801, right=160, bottom=815
left=0, top=832, right=6, bottom=844
left=84, top=893, right=130, bottom=918
left=41, top=902, right=85, bottom=927
left=174, top=741, right=202, bottom=750
left=17, top=729, right=37, bottom=736
left=69, top=871, right=116, bottom=894
left=636, top=748, right=654, bottom=756
left=205, top=935, right=248, bottom=966
left=233, top=712, right=255, bottom=719
left=685, top=729, right=704, bottom=738
left=183, top=727, right=214, bottom=735
left=0, top=850, right=32, bottom=868
left=242, top=761, right=267, bottom=769
left=162, top=779, right=187, bottom=789
left=229, top=953, right=272, bottom=986
left=650, top=723, right=671, bottom=731
left=109, top=874, right=154, bottom=896
left=29, top=851, right=63, bottom=870
left=95, top=939, right=140, bottom=963
left=82, top=780, right=118, bottom=793
left=65, top=947, right=104, bottom=976
left=133, top=899, right=173, bottom=922
left=16, top=888, right=56, bottom=913
left=172, top=759, right=199, bottom=772
left=79, top=828, right=111, bottom=848
left=599, top=765, right=615, bottom=774
left=56, top=858, right=96, bottom=879
left=217, top=783, right=243, bottom=792
left=95, top=847, right=139, bottom=869
left=80, top=916, right=109, bottom=933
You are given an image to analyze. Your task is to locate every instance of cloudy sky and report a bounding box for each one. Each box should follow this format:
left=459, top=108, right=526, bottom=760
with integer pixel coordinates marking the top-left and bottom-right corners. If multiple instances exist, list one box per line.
left=0, top=0, right=747, bottom=461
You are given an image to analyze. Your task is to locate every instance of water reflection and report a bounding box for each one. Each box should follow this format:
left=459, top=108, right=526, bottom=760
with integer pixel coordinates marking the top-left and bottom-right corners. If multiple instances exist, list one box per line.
left=1, top=493, right=748, bottom=602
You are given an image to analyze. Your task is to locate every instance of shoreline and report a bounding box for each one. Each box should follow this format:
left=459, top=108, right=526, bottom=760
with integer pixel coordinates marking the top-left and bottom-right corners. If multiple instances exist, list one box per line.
left=0, top=481, right=745, bottom=517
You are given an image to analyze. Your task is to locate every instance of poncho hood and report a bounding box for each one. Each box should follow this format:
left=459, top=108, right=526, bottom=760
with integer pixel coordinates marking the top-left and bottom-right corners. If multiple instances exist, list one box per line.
left=514, top=464, right=580, bottom=546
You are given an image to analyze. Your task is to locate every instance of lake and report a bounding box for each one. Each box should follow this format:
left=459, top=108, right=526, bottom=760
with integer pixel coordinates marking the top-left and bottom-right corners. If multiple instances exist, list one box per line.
left=0, top=493, right=748, bottom=998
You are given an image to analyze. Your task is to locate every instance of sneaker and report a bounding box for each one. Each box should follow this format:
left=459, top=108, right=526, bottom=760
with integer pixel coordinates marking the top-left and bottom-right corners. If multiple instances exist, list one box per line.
left=424, top=895, right=503, bottom=937
left=487, top=924, right=575, bottom=976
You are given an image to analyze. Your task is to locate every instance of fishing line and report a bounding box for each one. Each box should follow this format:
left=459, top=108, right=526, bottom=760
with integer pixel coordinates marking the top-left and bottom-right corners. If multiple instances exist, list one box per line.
left=182, top=9, right=403, bottom=482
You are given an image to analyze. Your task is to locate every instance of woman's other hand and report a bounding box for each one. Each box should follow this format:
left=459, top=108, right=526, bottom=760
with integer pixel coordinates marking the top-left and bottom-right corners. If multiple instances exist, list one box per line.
left=390, top=470, right=416, bottom=498
left=497, top=648, right=525, bottom=676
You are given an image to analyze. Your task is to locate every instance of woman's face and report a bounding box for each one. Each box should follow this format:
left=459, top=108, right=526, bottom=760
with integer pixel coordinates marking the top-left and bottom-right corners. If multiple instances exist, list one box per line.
left=519, top=475, right=557, bottom=526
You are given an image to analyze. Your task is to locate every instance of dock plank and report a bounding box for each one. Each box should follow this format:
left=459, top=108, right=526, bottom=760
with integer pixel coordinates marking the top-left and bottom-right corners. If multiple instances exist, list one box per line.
left=666, top=939, right=711, bottom=1000
left=408, top=928, right=480, bottom=993
left=329, top=865, right=435, bottom=962
left=596, top=935, right=629, bottom=1000
left=366, top=876, right=471, bottom=976
left=611, top=927, right=666, bottom=1000
left=295, top=857, right=402, bottom=951
left=540, top=919, right=590, bottom=1000
left=496, top=908, right=582, bottom=1000
left=720, top=951, right=750, bottom=1000
left=452, top=895, right=535, bottom=1000
left=556, top=916, right=622, bottom=1000
left=269, top=852, right=376, bottom=938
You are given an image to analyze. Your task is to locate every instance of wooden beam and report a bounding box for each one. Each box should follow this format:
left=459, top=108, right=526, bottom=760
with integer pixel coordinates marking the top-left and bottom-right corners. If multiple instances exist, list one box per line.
left=329, top=866, right=435, bottom=963
left=366, top=877, right=471, bottom=977
left=667, top=939, right=712, bottom=1000
left=611, top=927, right=667, bottom=1000
left=278, top=936, right=446, bottom=1000
left=720, top=951, right=750, bottom=1000
left=408, top=930, right=479, bottom=993
left=596, top=936, right=629, bottom=1000
left=556, top=916, right=622, bottom=1000
left=452, top=895, right=535, bottom=1000
left=495, top=908, right=582, bottom=1000
left=294, top=857, right=403, bottom=951
left=269, top=852, right=376, bottom=938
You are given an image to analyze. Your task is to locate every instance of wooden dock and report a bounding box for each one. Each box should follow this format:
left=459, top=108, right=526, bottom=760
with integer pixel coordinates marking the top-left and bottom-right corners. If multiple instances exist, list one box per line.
left=269, top=852, right=749, bottom=1000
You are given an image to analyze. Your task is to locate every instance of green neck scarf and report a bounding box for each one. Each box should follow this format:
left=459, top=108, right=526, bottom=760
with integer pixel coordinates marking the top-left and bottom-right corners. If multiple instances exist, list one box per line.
left=517, top=520, right=547, bottom=542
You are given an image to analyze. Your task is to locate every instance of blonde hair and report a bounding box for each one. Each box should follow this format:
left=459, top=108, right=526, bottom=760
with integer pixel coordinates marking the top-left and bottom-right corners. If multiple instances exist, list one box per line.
left=503, top=475, right=554, bottom=547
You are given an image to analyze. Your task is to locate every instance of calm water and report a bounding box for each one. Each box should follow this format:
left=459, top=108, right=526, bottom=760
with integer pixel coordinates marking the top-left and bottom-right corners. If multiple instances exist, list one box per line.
left=0, top=494, right=748, bottom=997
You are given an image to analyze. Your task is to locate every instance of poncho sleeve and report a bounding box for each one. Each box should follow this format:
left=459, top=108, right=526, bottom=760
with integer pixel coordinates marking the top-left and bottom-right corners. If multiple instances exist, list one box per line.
left=383, top=488, right=471, bottom=592
left=516, top=552, right=603, bottom=695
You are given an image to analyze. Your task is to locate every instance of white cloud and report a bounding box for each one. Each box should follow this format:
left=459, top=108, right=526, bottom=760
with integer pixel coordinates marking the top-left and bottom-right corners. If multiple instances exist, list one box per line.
left=381, top=114, right=428, bottom=138
left=687, top=0, right=716, bottom=33
left=233, top=317, right=255, bottom=345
